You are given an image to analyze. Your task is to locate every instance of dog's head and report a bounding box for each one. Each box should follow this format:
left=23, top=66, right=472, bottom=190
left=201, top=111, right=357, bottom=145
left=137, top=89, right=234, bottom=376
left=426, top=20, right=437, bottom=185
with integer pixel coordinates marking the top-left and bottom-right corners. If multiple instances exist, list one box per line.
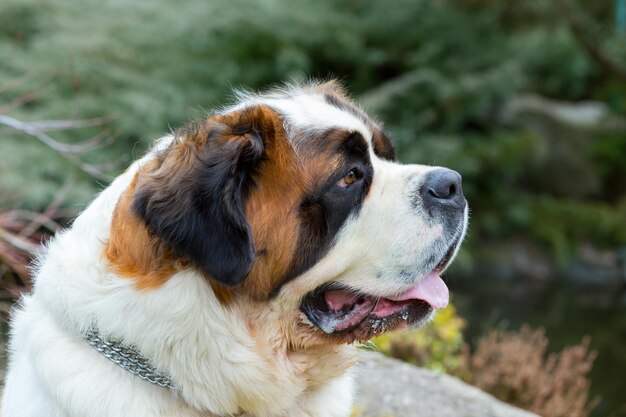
left=106, top=81, right=468, bottom=346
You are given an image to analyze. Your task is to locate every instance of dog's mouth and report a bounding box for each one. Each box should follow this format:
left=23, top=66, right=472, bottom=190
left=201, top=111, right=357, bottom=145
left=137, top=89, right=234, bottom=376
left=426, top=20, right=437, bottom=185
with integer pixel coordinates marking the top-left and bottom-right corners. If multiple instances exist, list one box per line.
left=300, top=268, right=450, bottom=342
left=299, top=235, right=461, bottom=342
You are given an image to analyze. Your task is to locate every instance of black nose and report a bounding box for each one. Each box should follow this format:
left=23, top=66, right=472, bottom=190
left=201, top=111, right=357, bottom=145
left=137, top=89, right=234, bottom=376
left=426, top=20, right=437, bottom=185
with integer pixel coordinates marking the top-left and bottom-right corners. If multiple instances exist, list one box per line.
left=421, top=168, right=465, bottom=211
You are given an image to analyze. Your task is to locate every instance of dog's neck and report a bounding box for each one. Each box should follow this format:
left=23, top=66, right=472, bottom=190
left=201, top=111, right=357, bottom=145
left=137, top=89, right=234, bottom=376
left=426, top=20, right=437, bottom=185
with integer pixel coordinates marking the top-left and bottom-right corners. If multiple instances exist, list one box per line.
left=74, top=293, right=356, bottom=415
left=41, top=237, right=357, bottom=416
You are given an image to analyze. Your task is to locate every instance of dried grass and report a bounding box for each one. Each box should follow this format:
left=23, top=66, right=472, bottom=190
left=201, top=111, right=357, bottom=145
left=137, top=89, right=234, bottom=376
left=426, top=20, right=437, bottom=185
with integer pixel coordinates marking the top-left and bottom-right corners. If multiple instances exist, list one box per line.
left=462, top=325, right=600, bottom=417
left=0, top=208, right=46, bottom=304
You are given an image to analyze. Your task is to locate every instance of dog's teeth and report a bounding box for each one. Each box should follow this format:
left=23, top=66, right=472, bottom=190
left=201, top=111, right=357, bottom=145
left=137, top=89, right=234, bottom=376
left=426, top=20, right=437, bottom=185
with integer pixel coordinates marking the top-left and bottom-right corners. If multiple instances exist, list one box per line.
left=402, top=311, right=408, bottom=320
left=380, top=320, right=389, bottom=333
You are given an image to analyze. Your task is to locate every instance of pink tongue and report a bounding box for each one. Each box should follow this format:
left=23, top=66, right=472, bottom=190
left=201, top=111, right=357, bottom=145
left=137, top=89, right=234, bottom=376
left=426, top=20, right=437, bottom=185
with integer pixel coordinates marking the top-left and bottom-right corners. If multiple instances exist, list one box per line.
left=389, top=271, right=449, bottom=309
left=325, top=291, right=359, bottom=312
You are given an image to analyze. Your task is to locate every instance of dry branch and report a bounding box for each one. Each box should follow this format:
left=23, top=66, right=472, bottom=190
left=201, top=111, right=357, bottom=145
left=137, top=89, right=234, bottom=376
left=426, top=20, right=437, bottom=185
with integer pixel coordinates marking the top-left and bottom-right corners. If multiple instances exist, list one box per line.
left=0, top=228, right=41, bottom=254
left=0, top=78, right=120, bottom=292
left=18, top=176, right=75, bottom=237
left=0, top=114, right=116, bottom=181
left=26, top=115, right=116, bottom=131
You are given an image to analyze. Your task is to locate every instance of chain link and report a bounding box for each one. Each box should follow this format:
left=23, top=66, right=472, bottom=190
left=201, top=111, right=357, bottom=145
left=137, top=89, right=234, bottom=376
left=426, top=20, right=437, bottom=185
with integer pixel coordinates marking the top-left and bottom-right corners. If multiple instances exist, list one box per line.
left=84, top=329, right=177, bottom=389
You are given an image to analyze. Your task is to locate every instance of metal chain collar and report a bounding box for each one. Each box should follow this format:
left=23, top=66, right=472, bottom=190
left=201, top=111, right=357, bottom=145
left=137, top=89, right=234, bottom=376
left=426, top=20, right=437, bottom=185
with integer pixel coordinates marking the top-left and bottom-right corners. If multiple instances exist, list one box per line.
left=84, top=329, right=177, bottom=390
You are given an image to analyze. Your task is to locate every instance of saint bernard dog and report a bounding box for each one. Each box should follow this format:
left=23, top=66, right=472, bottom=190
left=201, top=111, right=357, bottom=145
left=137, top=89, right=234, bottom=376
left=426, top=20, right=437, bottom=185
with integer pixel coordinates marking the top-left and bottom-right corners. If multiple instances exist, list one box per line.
left=2, top=81, right=468, bottom=417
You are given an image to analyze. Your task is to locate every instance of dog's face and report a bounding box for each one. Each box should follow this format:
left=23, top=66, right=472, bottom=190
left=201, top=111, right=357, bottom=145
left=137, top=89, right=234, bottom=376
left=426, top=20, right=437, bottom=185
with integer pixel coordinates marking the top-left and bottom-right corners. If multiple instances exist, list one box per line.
left=106, top=81, right=468, bottom=348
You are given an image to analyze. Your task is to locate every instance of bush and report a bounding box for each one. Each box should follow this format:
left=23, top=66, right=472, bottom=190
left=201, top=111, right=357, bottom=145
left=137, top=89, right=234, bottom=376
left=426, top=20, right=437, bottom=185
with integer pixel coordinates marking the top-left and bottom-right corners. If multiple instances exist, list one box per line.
left=376, top=318, right=599, bottom=417
left=462, top=325, right=600, bottom=417
left=1, top=0, right=625, bottom=260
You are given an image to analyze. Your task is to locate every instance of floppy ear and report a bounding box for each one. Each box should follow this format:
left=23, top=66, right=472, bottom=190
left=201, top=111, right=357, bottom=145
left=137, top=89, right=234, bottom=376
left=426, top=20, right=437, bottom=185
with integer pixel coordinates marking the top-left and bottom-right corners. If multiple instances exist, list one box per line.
left=132, top=107, right=273, bottom=286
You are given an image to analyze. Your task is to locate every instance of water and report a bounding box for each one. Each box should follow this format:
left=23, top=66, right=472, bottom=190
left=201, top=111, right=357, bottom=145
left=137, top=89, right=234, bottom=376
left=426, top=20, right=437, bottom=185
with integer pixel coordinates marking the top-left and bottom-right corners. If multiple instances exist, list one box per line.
left=453, top=275, right=626, bottom=417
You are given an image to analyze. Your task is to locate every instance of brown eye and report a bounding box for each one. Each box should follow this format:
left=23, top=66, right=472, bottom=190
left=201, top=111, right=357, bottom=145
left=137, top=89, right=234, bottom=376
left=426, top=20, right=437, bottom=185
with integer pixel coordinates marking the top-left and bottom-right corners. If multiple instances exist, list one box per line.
left=337, top=169, right=358, bottom=188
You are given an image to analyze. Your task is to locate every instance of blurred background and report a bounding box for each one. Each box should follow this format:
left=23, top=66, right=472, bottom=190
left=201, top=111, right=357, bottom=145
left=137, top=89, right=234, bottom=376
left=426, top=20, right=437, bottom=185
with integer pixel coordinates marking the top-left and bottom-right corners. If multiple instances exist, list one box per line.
left=0, top=0, right=624, bottom=416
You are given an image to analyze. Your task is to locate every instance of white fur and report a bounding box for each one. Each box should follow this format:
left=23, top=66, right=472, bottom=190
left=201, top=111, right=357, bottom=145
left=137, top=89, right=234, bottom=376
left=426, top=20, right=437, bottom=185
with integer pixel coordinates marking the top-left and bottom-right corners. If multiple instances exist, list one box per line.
left=2, top=84, right=467, bottom=417
left=228, top=87, right=373, bottom=143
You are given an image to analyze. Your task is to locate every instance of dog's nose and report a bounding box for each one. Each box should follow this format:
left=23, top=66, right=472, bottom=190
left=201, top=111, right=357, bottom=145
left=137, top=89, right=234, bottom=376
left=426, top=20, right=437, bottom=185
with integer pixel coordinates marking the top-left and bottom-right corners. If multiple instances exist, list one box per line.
left=421, top=168, right=465, bottom=211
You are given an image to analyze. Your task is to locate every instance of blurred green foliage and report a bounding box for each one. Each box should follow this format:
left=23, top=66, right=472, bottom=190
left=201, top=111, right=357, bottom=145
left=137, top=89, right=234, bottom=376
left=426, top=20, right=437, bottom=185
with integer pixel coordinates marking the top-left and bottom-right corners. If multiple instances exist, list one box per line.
left=1, top=0, right=625, bottom=258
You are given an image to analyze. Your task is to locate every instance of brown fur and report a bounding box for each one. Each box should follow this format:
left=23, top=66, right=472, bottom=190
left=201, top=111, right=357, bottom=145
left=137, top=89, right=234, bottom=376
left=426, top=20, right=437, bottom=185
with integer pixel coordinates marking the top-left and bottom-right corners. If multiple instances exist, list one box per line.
left=236, top=107, right=312, bottom=300
left=371, top=129, right=396, bottom=160
left=104, top=106, right=315, bottom=302
left=104, top=171, right=180, bottom=290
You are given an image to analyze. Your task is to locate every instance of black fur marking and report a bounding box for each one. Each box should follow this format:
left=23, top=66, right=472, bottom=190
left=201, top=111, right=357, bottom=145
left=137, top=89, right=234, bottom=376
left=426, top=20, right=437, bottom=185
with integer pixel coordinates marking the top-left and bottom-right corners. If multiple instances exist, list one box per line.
left=133, top=125, right=264, bottom=287
left=324, top=94, right=396, bottom=161
left=269, top=131, right=373, bottom=297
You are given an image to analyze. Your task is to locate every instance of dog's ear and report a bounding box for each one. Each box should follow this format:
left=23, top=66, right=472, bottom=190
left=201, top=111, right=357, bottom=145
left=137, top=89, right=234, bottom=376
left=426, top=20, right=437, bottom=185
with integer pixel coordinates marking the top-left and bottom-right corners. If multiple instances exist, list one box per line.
left=132, top=107, right=277, bottom=287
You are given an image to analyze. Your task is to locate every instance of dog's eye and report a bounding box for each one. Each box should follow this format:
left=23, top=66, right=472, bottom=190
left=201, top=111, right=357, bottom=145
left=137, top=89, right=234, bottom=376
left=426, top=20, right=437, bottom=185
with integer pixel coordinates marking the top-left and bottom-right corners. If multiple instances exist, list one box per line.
left=337, top=169, right=359, bottom=189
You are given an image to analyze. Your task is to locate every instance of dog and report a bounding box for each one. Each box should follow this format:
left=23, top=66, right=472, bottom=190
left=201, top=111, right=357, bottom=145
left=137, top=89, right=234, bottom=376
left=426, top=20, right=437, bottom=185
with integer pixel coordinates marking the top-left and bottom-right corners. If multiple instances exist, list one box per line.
left=2, top=81, right=468, bottom=417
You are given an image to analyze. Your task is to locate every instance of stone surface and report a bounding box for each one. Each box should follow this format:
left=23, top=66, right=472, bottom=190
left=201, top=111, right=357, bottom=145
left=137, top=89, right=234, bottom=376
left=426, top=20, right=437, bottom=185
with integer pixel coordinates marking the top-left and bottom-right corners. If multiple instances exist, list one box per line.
left=354, top=351, right=540, bottom=417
